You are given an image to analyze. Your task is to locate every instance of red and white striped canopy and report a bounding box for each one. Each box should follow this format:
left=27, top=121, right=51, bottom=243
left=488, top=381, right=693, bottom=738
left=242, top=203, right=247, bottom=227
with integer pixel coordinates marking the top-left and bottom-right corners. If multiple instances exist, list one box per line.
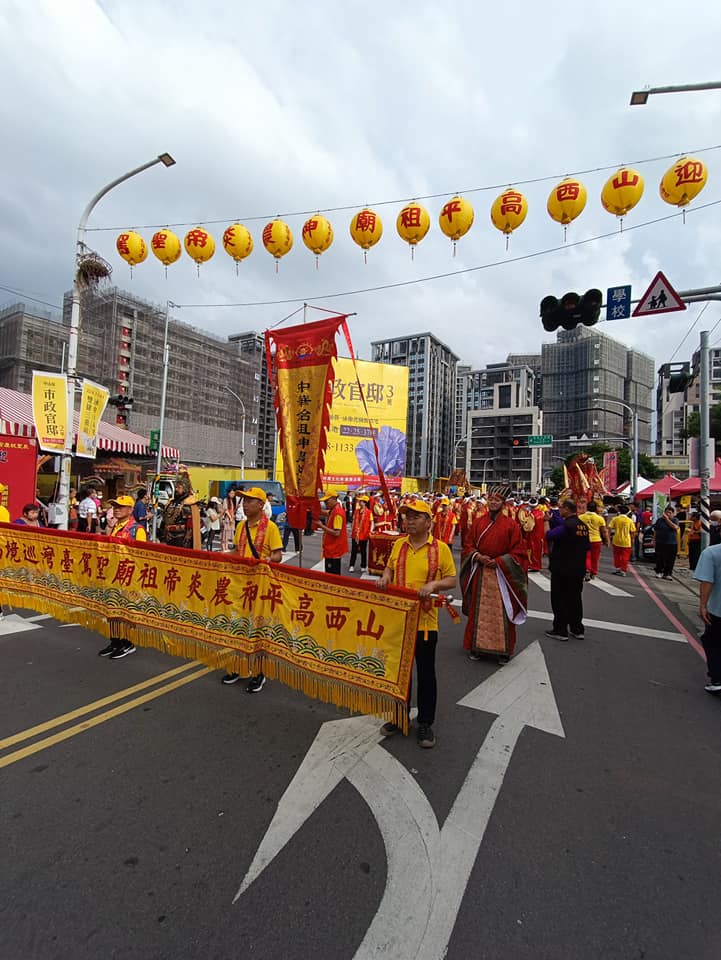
left=0, top=387, right=180, bottom=458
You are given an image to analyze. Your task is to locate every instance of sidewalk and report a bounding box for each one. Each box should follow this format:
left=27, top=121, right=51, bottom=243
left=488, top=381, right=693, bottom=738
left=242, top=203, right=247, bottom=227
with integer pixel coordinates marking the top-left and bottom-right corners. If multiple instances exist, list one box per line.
left=631, top=553, right=702, bottom=637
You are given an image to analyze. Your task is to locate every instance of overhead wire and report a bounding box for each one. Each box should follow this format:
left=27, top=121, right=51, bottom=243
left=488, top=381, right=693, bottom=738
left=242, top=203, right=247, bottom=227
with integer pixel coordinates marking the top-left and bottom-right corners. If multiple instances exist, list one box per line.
left=83, top=143, right=721, bottom=233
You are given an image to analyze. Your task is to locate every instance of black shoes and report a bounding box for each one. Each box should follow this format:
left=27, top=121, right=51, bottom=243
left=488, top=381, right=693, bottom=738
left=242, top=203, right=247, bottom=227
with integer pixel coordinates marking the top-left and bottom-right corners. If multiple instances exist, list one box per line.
left=221, top=672, right=241, bottom=684
left=246, top=673, right=266, bottom=693
left=544, top=629, right=568, bottom=641
left=417, top=724, right=435, bottom=749
left=381, top=721, right=401, bottom=736
left=108, top=642, right=135, bottom=660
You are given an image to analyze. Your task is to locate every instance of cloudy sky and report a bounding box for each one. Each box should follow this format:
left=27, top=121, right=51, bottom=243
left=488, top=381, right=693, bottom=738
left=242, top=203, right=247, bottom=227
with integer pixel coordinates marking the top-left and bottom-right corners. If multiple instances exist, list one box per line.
left=2, top=0, right=721, bottom=374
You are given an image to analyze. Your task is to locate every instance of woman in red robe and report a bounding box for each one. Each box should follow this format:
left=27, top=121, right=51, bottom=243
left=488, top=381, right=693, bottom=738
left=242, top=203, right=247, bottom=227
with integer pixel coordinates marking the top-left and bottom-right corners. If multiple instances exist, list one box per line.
left=460, top=489, right=528, bottom=663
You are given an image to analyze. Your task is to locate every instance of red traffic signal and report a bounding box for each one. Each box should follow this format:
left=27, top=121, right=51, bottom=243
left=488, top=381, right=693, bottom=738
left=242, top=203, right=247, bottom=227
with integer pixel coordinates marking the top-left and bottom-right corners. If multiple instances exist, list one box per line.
left=540, top=290, right=602, bottom=332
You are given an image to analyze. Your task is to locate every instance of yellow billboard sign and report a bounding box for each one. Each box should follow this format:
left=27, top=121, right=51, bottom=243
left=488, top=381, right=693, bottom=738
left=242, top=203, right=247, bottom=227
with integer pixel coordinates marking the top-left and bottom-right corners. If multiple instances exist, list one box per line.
left=77, top=379, right=110, bottom=458
left=276, top=357, right=409, bottom=490
left=31, top=371, right=69, bottom=453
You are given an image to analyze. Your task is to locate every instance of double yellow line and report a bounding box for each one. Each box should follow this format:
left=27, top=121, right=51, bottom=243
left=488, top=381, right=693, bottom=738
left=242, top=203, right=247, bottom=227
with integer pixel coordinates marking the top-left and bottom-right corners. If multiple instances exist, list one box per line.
left=0, top=661, right=212, bottom=770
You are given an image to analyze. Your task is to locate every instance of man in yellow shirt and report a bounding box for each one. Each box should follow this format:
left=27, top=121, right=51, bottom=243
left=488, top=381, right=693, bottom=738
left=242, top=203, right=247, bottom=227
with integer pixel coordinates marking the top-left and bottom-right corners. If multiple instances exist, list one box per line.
left=379, top=498, right=457, bottom=749
left=222, top=487, right=283, bottom=692
left=579, top=500, right=609, bottom=581
left=608, top=504, right=637, bottom=576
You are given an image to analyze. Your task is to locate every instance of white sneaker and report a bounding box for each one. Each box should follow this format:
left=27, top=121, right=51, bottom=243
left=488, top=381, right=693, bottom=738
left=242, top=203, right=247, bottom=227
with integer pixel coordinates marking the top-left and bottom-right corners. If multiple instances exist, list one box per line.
left=349, top=565, right=355, bottom=573
left=360, top=567, right=368, bottom=572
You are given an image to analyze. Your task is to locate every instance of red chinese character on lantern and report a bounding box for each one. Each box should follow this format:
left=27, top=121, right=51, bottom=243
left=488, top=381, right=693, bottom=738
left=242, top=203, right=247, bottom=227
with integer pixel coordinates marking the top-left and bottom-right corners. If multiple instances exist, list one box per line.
left=260, top=583, right=283, bottom=613
left=612, top=171, right=639, bottom=190
left=262, top=223, right=274, bottom=246
left=153, top=232, right=167, bottom=250
left=117, top=233, right=131, bottom=255
left=96, top=556, right=110, bottom=580
left=356, top=609, right=385, bottom=642
left=291, top=592, right=315, bottom=626
left=139, top=564, right=158, bottom=590
left=556, top=182, right=580, bottom=202
left=211, top=576, right=233, bottom=606
left=675, top=160, right=705, bottom=185
left=500, top=192, right=523, bottom=215
left=355, top=211, right=377, bottom=233
left=164, top=567, right=181, bottom=594
left=186, top=229, right=208, bottom=248
left=400, top=206, right=422, bottom=229
left=440, top=199, right=461, bottom=222
left=325, top=606, right=351, bottom=630
left=222, top=226, right=235, bottom=245
left=186, top=572, right=205, bottom=601
left=302, top=219, right=318, bottom=238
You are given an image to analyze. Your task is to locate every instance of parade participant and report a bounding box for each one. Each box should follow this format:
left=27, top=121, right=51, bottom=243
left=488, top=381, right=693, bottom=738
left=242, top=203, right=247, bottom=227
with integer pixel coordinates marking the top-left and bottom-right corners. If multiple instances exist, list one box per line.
left=687, top=510, right=702, bottom=571
left=653, top=505, right=680, bottom=580
left=460, top=488, right=528, bottom=664
left=432, top=497, right=457, bottom=545
left=318, top=491, right=348, bottom=575
left=160, top=474, right=195, bottom=549
left=525, top=498, right=546, bottom=572
left=13, top=503, right=42, bottom=526
left=349, top=494, right=371, bottom=573
left=221, top=487, right=283, bottom=691
left=544, top=499, right=589, bottom=641
left=693, top=540, right=721, bottom=693
left=379, top=498, right=457, bottom=748
left=97, top=496, right=147, bottom=660
left=579, top=500, right=609, bottom=580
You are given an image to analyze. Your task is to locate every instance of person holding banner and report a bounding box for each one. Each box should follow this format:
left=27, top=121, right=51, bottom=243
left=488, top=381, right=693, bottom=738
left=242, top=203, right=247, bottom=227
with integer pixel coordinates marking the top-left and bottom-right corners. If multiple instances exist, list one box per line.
left=318, top=492, right=348, bottom=575
left=221, top=487, right=283, bottom=692
left=379, top=498, right=457, bottom=749
left=98, top=496, right=146, bottom=660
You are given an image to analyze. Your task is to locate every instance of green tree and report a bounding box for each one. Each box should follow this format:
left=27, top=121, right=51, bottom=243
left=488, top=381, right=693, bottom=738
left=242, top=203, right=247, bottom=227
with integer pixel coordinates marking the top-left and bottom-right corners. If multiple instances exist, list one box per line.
left=681, top=403, right=721, bottom=441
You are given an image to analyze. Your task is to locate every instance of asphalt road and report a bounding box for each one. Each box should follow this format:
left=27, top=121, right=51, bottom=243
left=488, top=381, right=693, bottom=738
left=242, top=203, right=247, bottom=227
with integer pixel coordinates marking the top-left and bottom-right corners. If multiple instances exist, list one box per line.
left=1, top=536, right=720, bottom=960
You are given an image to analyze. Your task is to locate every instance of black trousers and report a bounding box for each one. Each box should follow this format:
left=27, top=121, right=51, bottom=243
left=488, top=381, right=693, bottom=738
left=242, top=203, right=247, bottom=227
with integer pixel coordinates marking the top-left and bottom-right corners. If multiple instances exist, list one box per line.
left=688, top=539, right=701, bottom=571
left=654, top=543, right=677, bottom=576
left=701, top=613, right=721, bottom=682
left=408, top=630, right=438, bottom=726
left=550, top=572, right=584, bottom=636
left=283, top=526, right=301, bottom=551
left=349, top=538, right=368, bottom=568
left=324, top=557, right=341, bottom=575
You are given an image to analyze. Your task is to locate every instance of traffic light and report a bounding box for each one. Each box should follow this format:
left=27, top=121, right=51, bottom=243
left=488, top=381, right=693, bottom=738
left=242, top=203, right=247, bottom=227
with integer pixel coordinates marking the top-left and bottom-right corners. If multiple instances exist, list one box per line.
left=668, top=372, right=693, bottom=394
left=116, top=411, right=128, bottom=427
left=108, top=394, right=134, bottom=409
left=540, top=289, right=603, bottom=332
left=511, top=437, right=525, bottom=448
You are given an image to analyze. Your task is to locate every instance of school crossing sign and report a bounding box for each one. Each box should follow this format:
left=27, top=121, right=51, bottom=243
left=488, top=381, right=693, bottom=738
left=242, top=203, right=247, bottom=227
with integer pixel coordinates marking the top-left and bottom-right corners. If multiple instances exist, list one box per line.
left=632, top=271, right=686, bottom=317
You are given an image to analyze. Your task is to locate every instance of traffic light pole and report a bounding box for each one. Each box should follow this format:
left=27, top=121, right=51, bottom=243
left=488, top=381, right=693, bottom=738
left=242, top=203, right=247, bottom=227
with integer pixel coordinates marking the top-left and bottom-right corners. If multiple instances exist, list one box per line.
left=151, top=300, right=174, bottom=543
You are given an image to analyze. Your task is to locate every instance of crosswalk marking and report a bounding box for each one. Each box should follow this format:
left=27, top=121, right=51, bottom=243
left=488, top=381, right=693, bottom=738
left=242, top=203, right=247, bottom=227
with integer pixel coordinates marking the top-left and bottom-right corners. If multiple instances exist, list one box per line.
left=528, top=572, right=550, bottom=592
left=527, top=609, right=684, bottom=642
left=529, top=570, right=632, bottom=598
left=281, top=551, right=299, bottom=564
left=0, top=614, right=42, bottom=635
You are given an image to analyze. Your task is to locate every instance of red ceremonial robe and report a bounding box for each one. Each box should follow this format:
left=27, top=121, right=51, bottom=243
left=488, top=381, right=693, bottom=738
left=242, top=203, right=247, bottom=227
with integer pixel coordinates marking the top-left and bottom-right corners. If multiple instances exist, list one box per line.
left=460, top=512, right=528, bottom=658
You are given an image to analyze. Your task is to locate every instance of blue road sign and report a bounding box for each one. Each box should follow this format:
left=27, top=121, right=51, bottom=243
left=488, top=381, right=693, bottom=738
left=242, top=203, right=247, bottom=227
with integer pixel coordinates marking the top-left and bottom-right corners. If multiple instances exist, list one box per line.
left=606, top=285, right=632, bottom=321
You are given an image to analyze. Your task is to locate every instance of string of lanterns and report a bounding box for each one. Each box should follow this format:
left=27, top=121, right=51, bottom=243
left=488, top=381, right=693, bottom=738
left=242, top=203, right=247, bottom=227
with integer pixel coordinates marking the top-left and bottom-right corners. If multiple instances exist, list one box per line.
left=115, top=155, right=709, bottom=274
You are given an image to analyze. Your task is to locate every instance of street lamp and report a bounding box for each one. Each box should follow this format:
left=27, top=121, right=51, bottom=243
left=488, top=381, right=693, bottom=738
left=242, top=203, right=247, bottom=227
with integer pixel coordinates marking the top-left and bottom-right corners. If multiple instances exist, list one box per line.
left=223, top=386, right=247, bottom=480
left=630, top=81, right=721, bottom=105
left=150, top=299, right=177, bottom=542
left=58, top=153, right=176, bottom=529
left=594, top=399, right=638, bottom=499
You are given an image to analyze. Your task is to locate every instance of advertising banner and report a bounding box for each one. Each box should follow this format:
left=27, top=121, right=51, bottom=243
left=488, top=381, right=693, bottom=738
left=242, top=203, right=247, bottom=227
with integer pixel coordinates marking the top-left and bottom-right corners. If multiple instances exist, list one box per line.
left=0, top=528, right=420, bottom=728
left=76, top=379, right=110, bottom=458
left=602, top=451, right=618, bottom=492
left=31, top=372, right=68, bottom=453
left=0, top=434, right=37, bottom=520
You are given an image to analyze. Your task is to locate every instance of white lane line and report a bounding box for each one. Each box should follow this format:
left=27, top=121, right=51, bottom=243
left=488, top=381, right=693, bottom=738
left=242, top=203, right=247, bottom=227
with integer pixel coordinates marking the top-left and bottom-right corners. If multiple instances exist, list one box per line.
left=528, top=609, right=684, bottom=642
left=21, top=614, right=54, bottom=622
left=311, top=560, right=326, bottom=571
left=0, top=615, right=42, bottom=635
left=528, top=572, right=551, bottom=592
left=587, top=578, right=632, bottom=598
left=58, top=623, right=81, bottom=629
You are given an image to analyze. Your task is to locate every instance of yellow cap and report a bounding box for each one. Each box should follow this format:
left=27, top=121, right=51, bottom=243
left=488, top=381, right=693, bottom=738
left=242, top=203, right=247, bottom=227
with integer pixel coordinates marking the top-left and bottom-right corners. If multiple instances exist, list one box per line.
left=320, top=492, right=338, bottom=502
left=109, top=495, right=134, bottom=508
left=399, top=498, right=432, bottom=517
left=241, top=486, right=267, bottom=503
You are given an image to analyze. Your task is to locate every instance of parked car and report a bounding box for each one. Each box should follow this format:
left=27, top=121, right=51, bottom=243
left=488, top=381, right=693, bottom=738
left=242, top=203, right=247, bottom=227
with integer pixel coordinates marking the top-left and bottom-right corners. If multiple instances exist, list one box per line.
left=640, top=524, right=655, bottom=563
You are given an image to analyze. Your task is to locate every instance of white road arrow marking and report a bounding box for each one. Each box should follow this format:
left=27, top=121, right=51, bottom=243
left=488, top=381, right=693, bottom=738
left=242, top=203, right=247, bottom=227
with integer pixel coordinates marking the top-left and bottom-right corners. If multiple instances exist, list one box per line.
left=235, top=642, right=564, bottom=960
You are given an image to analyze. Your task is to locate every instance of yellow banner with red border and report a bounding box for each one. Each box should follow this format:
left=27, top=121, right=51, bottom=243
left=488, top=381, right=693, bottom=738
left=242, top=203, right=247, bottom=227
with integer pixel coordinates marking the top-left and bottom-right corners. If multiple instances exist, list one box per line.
left=0, top=526, right=420, bottom=727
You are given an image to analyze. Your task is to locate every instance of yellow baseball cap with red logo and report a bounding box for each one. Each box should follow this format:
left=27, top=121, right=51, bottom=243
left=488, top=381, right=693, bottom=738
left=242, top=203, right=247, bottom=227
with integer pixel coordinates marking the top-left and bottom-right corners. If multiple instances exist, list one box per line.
left=241, top=486, right=268, bottom=503
left=399, top=498, right=432, bottom=517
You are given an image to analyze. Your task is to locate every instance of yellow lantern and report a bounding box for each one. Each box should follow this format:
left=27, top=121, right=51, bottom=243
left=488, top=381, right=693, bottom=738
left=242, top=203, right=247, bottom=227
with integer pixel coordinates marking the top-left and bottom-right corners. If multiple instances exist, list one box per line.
left=396, top=202, right=430, bottom=259
left=547, top=178, right=587, bottom=239
left=115, top=231, right=147, bottom=276
left=184, top=227, right=215, bottom=274
left=660, top=156, right=708, bottom=210
left=490, top=189, right=528, bottom=248
left=438, top=196, right=474, bottom=256
left=151, top=228, right=182, bottom=275
left=349, top=208, right=383, bottom=262
left=262, top=219, right=293, bottom=271
left=301, top=214, right=334, bottom=268
left=601, top=168, right=645, bottom=227
left=222, top=223, right=254, bottom=274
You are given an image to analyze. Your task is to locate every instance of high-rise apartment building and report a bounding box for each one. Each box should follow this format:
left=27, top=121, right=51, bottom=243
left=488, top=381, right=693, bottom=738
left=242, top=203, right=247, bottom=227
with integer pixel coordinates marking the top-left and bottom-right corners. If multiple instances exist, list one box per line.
left=541, top=327, right=654, bottom=469
left=371, top=333, right=458, bottom=480
left=656, top=362, right=690, bottom=457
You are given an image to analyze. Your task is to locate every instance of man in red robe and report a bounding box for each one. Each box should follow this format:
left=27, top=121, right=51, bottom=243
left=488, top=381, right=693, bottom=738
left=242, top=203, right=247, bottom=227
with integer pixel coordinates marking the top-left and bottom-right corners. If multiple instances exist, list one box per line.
left=460, top=489, right=528, bottom=663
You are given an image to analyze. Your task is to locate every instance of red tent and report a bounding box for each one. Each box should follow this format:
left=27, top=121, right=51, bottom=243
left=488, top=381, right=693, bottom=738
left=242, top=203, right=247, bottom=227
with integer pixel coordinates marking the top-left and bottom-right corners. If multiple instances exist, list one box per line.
left=670, top=461, right=721, bottom=494
left=636, top=474, right=681, bottom=498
